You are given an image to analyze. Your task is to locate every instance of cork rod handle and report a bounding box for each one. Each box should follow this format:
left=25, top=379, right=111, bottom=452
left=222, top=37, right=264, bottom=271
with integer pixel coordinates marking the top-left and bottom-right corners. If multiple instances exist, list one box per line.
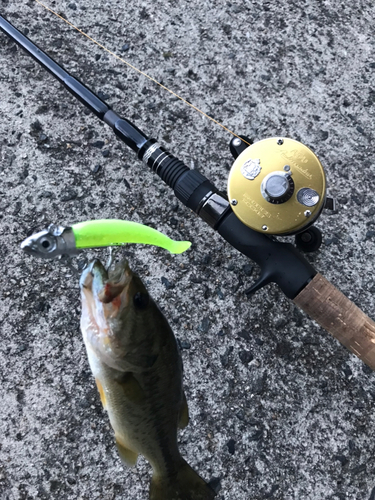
left=294, top=274, right=375, bottom=370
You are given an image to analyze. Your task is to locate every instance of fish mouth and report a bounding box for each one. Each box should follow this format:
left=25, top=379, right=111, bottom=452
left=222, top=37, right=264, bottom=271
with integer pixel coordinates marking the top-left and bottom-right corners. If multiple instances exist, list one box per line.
left=80, top=259, right=134, bottom=367
left=20, top=235, right=43, bottom=256
left=80, top=259, right=132, bottom=303
left=20, top=240, right=36, bottom=256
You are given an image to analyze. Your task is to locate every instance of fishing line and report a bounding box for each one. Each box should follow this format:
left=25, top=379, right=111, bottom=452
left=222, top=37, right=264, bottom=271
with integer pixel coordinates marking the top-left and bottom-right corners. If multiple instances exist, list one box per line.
left=34, top=0, right=251, bottom=146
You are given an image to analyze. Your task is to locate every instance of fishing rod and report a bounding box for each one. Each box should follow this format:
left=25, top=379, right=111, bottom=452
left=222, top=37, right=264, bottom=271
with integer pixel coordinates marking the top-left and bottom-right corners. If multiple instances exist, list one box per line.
left=1, top=15, right=375, bottom=370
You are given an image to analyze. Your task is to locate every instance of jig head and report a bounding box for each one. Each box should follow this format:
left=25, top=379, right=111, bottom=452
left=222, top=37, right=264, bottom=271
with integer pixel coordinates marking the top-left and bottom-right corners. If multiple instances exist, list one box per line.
left=21, top=220, right=191, bottom=259
left=21, top=224, right=77, bottom=259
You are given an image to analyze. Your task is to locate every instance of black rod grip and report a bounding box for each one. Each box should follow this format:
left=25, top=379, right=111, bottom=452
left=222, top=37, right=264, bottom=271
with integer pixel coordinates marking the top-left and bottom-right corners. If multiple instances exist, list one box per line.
left=216, top=211, right=317, bottom=298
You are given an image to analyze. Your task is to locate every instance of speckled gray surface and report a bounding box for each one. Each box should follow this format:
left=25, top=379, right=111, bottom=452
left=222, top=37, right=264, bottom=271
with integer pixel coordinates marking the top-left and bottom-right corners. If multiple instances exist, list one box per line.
left=1, top=1, right=375, bottom=499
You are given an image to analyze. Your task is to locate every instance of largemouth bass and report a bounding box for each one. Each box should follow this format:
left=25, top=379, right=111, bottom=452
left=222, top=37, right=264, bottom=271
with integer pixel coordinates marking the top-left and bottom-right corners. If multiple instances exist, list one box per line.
left=80, top=259, right=215, bottom=500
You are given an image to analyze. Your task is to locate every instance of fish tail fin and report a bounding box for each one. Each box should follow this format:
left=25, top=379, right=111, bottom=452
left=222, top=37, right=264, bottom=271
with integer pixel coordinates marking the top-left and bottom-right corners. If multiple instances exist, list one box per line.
left=150, top=459, right=216, bottom=500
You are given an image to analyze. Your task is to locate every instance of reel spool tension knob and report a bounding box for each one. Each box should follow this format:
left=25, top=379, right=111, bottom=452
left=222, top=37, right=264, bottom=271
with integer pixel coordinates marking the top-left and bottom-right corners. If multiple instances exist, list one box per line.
left=261, top=171, right=294, bottom=204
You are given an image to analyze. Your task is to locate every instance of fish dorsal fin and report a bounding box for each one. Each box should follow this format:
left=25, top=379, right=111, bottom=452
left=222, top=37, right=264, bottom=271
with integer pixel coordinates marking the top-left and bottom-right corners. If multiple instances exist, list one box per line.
left=115, top=437, right=138, bottom=467
left=178, top=392, right=189, bottom=429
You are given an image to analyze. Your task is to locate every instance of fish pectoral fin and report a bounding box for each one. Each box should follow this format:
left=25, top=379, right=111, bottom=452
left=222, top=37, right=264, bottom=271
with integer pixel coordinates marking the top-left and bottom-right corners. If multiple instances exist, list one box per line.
left=124, top=352, right=158, bottom=369
left=95, top=378, right=107, bottom=410
left=115, top=438, right=138, bottom=467
left=178, top=392, right=189, bottom=429
left=114, top=372, right=145, bottom=405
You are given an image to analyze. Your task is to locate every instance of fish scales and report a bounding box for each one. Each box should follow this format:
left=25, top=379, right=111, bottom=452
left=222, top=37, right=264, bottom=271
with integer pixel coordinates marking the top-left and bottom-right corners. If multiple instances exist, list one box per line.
left=80, top=259, right=215, bottom=500
left=88, top=328, right=184, bottom=475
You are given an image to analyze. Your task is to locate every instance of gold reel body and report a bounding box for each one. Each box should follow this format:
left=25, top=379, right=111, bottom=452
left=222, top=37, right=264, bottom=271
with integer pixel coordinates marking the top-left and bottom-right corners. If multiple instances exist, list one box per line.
left=227, top=138, right=326, bottom=235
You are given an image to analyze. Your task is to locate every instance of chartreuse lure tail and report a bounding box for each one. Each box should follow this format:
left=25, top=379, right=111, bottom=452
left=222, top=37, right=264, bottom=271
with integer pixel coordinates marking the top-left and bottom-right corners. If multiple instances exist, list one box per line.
left=20, top=219, right=191, bottom=260
left=72, top=220, right=191, bottom=254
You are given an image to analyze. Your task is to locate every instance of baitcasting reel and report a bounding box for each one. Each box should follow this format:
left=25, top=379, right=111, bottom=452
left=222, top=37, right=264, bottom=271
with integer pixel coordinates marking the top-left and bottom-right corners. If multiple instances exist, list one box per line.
left=228, top=136, right=336, bottom=252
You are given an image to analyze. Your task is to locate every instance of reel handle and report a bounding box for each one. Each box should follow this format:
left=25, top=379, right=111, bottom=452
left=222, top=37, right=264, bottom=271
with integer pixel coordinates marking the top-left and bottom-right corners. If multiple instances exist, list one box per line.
left=294, top=274, right=375, bottom=370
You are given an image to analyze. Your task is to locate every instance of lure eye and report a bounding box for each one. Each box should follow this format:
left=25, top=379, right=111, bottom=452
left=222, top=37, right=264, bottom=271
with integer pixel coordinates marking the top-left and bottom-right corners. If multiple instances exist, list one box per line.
left=133, top=292, right=149, bottom=310
left=38, top=234, right=57, bottom=253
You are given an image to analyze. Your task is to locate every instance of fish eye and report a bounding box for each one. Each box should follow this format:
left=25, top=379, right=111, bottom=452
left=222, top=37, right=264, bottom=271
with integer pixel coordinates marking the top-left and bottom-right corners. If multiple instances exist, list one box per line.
left=133, top=292, right=149, bottom=310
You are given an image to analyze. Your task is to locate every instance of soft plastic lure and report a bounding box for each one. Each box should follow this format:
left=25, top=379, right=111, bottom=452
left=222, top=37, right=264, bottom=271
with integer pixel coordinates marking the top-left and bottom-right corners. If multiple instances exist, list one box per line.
left=20, top=219, right=191, bottom=259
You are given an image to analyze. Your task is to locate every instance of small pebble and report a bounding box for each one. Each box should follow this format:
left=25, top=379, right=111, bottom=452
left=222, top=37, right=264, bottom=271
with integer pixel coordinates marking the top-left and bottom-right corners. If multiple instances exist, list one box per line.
left=91, top=164, right=101, bottom=174
left=252, top=374, right=266, bottom=395
left=60, top=188, right=78, bottom=202
left=275, top=318, right=288, bottom=329
left=342, top=365, right=353, bottom=379
left=237, top=330, right=251, bottom=341
left=161, top=277, right=174, bottom=289
left=201, top=254, right=211, bottom=265
left=242, top=264, right=253, bottom=276
left=199, top=317, right=210, bottom=333
left=236, top=410, right=245, bottom=421
left=97, top=91, right=110, bottom=100
left=190, top=276, right=202, bottom=284
left=324, top=237, right=339, bottom=246
left=249, top=429, right=263, bottom=441
left=351, top=193, right=364, bottom=205
left=30, top=120, right=42, bottom=132
left=239, top=350, right=253, bottom=364
left=38, top=133, right=48, bottom=142
left=350, top=464, right=366, bottom=476
left=263, top=485, right=279, bottom=498
left=226, top=438, right=236, bottom=455
left=356, top=125, right=365, bottom=134
left=39, top=191, right=53, bottom=199
left=179, top=340, right=191, bottom=350
left=220, top=347, right=232, bottom=368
